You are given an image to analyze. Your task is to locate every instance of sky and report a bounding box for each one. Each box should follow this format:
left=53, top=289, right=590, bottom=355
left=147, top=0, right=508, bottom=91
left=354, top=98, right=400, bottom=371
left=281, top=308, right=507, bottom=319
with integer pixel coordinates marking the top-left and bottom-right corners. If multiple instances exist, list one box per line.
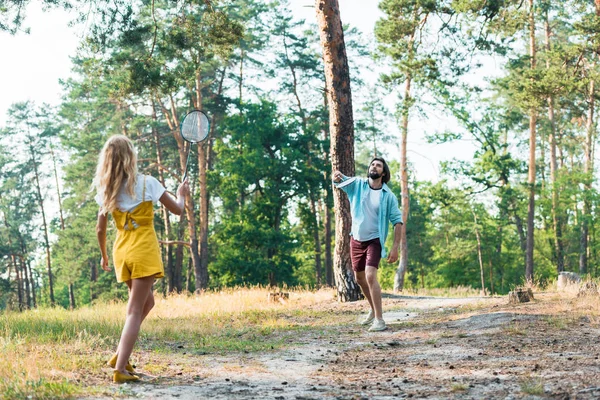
left=0, top=1, right=472, bottom=183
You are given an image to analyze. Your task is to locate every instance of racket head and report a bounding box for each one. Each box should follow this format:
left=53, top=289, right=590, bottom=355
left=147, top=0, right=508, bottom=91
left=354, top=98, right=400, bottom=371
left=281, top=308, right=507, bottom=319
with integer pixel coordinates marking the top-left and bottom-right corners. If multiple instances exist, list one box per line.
left=180, top=110, right=210, bottom=143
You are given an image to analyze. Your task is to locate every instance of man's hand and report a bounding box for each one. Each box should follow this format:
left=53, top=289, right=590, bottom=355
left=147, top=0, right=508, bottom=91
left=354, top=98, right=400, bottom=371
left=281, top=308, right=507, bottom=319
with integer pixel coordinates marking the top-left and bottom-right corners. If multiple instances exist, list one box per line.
left=387, top=247, right=399, bottom=264
left=333, top=170, right=343, bottom=183
left=101, top=256, right=111, bottom=272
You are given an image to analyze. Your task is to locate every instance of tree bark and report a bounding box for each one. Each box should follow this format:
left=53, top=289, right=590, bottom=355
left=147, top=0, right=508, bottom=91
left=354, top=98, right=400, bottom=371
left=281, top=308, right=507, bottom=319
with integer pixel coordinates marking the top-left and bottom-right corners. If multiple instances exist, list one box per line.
left=473, top=211, right=486, bottom=296
left=49, top=142, right=65, bottom=231
left=20, top=256, right=31, bottom=309
left=68, top=283, right=76, bottom=310
left=30, top=143, right=54, bottom=305
left=316, top=0, right=361, bottom=301
left=544, top=12, right=564, bottom=273
left=525, top=0, right=537, bottom=284
left=394, top=72, right=412, bottom=292
left=157, top=96, right=200, bottom=291
left=580, top=79, right=594, bottom=275
left=324, top=185, right=334, bottom=286
left=151, top=98, right=178, bottom=292
left=12, top=254, right=23, bottom=311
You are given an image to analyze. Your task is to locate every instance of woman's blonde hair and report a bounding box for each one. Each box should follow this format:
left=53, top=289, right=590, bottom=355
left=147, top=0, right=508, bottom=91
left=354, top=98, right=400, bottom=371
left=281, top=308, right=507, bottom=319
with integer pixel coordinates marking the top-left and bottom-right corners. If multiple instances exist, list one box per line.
left=94, top=135, right=138, bottom=214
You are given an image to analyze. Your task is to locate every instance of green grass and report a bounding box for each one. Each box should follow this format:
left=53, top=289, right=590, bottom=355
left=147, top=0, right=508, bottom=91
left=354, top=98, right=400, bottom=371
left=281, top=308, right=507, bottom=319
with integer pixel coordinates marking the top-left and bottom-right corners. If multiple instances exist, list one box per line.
left=543, top=315, right=568, bottom=330
left=520, top=377, right=544, bottom=395
left=504, top=321, right=527, bottom=336
left=0, top=377, right=83, bottom=400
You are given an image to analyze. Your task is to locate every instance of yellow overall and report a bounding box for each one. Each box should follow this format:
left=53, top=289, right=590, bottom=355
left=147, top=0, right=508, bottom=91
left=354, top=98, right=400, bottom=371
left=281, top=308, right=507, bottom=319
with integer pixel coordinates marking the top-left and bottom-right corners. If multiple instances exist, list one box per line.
left=111, top=176, right=164, bottom=283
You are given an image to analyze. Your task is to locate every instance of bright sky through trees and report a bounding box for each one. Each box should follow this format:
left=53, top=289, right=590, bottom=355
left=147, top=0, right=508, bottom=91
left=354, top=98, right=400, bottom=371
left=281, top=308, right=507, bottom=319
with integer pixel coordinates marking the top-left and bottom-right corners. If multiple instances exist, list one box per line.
left=0, top=1, right=471, bottom=182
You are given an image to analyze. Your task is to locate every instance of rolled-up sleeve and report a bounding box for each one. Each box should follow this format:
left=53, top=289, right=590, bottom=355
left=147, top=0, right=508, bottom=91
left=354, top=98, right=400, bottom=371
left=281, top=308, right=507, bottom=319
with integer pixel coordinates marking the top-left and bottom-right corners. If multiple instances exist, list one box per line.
left=389, top=194, right=403, bottom=226
left=333, top=175, right=357, bottom=195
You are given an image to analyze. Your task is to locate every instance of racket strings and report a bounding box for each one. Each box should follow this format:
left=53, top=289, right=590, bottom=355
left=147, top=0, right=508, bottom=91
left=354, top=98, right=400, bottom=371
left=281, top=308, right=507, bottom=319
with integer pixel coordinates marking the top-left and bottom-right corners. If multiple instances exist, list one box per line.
left=181, top=111, right=210, bottom=142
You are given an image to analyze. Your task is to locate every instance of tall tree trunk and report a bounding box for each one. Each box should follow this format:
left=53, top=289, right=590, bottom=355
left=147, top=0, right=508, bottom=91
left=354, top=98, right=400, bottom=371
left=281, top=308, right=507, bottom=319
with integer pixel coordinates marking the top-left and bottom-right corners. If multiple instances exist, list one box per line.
left=394, top=71, right=412, bottom=292
left=545, top=12, right=564, bottom=273
left=27, top=256, right=36, bottom=308
left=49, top=142, right=65, bottom=231
left=186, top=258, right=193, bottom=293
left=157, top=96, right=200, bottom=291
left=196, top=139, right=209, bottom=291
left=30, top=144, right=54, bottom=305
left=581, top=0, right=600, bottom=274
left=193, top=66, right=226, bottom=291
left=473, top=211, right=486, bottom=296
left=13, top=254, right=24, bottom=311
left=525, top=0, right=537, bottom=284
left=68, top=283, right=76, bottom=310
left=580, top=79, right=594, bottom=275
left=20, top=256, right=31, bottom=309
left=316, top=0, right=361, bottom=301
left=194, top=67, right=209, bottom=291
left=239, top=48, right=244, bottom=104
left=324, top=187, right=334, bottom=286
left=322, top=93, right=334, bottom=287
left=151, top=98, right=177, bottom=292
left=310, top=193, right=323, bottom=285
left=90, top=260, right=97, bottom=301
left=176, top=218, right=187, bottom=291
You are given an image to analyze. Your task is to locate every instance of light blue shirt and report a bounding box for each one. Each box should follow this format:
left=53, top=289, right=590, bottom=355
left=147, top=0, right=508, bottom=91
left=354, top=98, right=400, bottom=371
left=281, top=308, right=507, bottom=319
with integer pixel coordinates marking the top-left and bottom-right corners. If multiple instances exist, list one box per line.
left=333, top=175, right=403, bottom=258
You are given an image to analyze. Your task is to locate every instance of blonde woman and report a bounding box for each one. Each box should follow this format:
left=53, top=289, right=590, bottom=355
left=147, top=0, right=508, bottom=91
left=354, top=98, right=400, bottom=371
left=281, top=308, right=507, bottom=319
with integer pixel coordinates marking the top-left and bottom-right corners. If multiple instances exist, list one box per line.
left=94, top=135, right=189, bottom=383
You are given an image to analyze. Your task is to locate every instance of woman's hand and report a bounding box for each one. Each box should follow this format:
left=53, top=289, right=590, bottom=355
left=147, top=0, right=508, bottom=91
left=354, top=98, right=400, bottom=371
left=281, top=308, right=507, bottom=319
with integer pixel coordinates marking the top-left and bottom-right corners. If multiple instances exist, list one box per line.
left=101, top=256, right=111, bottom=272
left=177, top=178, right=190, bottom=198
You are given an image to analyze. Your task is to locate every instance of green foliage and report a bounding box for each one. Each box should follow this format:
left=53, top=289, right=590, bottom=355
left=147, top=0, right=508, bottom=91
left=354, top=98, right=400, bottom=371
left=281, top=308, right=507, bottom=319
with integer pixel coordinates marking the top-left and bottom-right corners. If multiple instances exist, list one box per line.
left=5, top=0, right=600, bottom=309
left=209, top=101, right=306, bottom=286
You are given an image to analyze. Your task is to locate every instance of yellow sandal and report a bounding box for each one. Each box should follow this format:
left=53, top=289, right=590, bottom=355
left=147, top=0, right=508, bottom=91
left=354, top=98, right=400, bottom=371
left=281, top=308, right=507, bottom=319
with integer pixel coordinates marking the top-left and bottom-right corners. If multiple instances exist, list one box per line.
left=108, top=353, right=136, bottom=374
left=113, top=370, right=140, bottom=383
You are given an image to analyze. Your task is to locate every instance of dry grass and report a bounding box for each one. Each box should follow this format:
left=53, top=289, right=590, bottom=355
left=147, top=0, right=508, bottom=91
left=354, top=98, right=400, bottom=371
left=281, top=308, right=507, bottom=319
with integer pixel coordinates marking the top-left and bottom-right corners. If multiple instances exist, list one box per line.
left=0, top=287, right=336, bottom=399
left=400, top=285, right=482, bottom=298
left=2, top=282, right=600, bottom=399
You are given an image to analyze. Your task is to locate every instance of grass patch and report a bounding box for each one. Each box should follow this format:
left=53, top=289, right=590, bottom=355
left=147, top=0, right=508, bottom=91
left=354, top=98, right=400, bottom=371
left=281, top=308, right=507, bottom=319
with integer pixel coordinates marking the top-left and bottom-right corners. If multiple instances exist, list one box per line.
left=520, top=377, right=544, bottom=395
left=0, top=287, right=338, bottom=398
left=401, top=286, right=482, bottom=297
left=451, top=383, right=468, bottom=392
left=504, top=321, right=527, bottom=336
left=0, top=378, right=83, bottom=400
left=543, top=315, right=568, bottom=330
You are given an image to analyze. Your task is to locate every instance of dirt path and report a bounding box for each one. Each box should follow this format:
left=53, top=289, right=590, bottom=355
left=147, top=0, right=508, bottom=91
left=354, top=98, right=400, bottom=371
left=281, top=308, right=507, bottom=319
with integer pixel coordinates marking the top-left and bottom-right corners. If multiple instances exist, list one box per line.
left=92, top=293, right=600, bottom=399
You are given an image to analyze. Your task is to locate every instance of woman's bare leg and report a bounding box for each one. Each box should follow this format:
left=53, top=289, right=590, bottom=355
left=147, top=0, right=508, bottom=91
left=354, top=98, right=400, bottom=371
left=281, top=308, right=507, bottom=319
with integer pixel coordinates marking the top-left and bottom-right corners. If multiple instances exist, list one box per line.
left=115, top=276, right=155, bottom=373
left=114, top=280, right=155, bottom=363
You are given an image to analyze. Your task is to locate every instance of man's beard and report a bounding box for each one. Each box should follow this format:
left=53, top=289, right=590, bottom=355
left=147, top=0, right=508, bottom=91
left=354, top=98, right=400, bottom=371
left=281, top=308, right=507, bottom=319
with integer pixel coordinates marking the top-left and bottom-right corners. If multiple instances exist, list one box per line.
left=369, top=171, right=382, bottom=180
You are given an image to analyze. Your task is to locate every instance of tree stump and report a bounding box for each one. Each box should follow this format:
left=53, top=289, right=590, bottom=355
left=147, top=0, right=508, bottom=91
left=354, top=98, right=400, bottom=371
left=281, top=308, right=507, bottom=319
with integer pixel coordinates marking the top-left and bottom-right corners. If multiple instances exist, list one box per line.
left=268, top=292, right=289, bottom=304
left=508, top=287, right=534, bottom=304
left=557, top=271, right=581, bottom=291
left=577, top=281, right=599, bottom=298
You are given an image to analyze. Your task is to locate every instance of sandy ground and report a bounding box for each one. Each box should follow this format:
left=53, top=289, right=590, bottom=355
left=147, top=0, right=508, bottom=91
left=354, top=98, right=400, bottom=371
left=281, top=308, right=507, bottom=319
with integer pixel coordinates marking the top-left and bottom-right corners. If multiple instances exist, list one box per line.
left=89, top=293, right=600, bottom=399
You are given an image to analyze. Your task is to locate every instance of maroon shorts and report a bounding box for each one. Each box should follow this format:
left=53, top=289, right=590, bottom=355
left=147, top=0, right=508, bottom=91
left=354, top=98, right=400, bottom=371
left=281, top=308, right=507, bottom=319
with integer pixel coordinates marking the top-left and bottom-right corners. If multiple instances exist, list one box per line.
left=350, top=237, right=382, bottom=272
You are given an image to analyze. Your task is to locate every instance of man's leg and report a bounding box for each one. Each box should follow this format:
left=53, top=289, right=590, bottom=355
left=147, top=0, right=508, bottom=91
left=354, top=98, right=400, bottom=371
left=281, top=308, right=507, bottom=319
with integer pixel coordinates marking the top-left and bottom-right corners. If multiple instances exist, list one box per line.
left=365, top=265, right=383, bottom=320
left=354, top=270, right=374, bottom=311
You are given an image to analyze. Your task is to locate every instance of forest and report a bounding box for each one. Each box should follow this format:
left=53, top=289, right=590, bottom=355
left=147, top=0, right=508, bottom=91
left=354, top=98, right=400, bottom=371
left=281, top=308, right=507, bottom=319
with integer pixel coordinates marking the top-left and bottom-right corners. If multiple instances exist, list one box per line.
left=2, top=0, right=600, bottom=311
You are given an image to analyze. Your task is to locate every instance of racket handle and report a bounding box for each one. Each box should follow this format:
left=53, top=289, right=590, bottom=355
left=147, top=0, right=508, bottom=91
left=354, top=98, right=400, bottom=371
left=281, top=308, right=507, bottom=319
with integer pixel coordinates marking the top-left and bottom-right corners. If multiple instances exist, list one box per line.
left=182, top=146, right=191, bottom=183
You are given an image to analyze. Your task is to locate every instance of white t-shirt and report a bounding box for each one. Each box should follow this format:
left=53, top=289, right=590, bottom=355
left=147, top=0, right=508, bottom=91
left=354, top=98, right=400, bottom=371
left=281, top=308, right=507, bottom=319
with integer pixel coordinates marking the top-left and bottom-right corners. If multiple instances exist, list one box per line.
left=355, top=187, right=381, bottom=241
left=95, top=174, right=166, bottom=212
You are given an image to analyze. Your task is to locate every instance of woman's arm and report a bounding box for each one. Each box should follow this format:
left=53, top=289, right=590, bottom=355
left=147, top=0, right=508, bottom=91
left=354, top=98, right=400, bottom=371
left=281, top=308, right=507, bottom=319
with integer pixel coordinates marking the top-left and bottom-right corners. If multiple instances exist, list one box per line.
left=96, top=211, right=111, bottom=272
left=159, top=179, right=190, bottom=215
